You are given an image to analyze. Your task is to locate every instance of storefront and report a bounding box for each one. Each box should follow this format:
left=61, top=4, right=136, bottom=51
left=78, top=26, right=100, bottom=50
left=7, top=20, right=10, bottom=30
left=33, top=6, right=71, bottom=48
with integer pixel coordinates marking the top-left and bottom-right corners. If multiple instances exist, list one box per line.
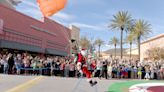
left=0, top=4, right=71, bottom=56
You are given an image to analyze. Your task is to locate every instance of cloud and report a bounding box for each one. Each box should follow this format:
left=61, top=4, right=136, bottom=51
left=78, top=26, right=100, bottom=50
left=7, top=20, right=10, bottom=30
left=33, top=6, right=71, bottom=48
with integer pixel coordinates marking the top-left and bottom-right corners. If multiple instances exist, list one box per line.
left=68, top=0, right=106, bottom=6
left=70, top=22, right=107, bottom=31
left=70, top=23, right=100, bottom=30
left=22, top=0, right=38, bottom=9
left=16, top=0, right=75, bottom=23
left=16, top=0, right=42, bottom=18
left=16, top=4, right=42, bottom=20
left=51, top=12, right=75, bottom=21
left=22, top=0, right=75, bottom=21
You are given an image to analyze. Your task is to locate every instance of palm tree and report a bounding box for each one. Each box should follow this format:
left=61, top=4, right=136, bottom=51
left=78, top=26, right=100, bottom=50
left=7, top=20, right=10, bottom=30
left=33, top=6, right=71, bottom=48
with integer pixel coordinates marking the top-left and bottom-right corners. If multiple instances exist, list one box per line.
left=132, top=19, right=151, bottom=61
left=109, top=36, right=119, bottom=58
left=94, top=38, right=104, bottom=57
left=126, top=34, right=135, bottom=59
left=109, top=11, right=133, bottom=59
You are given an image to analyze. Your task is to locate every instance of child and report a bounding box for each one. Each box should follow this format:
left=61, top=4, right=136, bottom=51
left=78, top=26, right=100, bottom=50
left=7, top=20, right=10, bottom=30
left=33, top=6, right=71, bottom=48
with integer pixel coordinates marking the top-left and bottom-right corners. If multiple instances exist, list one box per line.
left=138, top=66, right=142, bottom=79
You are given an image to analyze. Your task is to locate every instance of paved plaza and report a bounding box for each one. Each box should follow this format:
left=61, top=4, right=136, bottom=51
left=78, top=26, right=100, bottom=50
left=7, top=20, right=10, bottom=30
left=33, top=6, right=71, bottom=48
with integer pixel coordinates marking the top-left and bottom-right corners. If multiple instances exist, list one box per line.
left=1, top=74, right=164, bottom=92
left=0, top=74, right=125, bottom=92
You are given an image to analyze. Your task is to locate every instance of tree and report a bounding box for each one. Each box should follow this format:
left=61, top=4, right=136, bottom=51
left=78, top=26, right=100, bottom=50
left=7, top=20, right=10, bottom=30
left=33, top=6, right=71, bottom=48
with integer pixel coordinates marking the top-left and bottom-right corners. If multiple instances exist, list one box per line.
left=109, top=36, right=119, bottom=58
left=94, top=38, right=104, bottom=57
left=132, top=19, right=152, bottom=61
left=80, top=36, right=91, bottom=50
left=125, top=33, right=135, bottom=59
left=109, top=11, right=133, bottom=59
left=146, top=47, right=164, bottom=61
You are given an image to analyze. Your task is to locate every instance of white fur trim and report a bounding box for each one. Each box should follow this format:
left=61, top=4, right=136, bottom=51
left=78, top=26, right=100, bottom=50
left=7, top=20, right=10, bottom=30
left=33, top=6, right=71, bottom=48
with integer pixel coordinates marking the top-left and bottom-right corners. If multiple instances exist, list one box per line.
left=81, top=50, right=86, bottom=56
left=77, top=62, right=82, bottom=71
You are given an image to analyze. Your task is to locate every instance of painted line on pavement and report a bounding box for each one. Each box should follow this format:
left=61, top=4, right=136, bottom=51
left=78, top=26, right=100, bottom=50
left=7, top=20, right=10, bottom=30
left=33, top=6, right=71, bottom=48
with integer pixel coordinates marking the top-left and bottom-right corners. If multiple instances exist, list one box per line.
left=5, top=76, right=45, bottom=92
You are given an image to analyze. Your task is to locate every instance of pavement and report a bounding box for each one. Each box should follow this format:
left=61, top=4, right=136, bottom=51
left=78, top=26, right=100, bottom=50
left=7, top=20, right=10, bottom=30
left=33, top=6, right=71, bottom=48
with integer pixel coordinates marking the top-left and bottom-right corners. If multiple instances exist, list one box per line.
left=0, top=74, right=125, bottom=92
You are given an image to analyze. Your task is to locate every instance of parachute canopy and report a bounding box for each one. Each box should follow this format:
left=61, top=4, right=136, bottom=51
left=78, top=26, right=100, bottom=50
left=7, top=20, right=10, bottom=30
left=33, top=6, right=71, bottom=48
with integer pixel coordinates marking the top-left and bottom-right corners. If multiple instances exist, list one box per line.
left=37, top=0, right=67, bottom=17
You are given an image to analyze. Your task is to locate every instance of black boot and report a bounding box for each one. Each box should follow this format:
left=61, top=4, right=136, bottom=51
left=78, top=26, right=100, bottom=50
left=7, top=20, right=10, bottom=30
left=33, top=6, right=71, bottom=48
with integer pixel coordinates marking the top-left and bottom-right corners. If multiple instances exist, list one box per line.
left=92, top=81, right=97, bottom=86
left=89, top=80, right=97, bottom=87
left=89, top=80, right=93, bottom=85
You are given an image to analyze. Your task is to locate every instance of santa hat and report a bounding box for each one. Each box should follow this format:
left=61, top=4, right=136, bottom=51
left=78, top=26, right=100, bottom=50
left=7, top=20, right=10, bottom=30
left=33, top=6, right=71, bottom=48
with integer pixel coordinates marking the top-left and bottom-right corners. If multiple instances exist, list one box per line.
left=81, top=48, right=86, bottom=51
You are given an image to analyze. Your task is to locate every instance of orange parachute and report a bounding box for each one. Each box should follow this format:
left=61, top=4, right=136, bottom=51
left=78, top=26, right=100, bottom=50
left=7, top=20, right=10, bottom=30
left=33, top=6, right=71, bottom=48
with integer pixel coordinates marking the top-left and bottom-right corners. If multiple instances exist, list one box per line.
left=37, top=0, right=67, bottom=17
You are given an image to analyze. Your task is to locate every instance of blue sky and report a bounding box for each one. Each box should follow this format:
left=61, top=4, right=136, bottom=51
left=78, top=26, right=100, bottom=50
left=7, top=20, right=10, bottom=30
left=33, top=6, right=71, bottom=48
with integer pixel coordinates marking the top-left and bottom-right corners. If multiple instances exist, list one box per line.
left=16, top=0, right=164, bottom=51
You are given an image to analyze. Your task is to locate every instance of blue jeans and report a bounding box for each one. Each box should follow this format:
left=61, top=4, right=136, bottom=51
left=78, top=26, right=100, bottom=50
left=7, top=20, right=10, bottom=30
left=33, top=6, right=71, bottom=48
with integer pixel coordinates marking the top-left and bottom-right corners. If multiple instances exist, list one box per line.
left=4, top=64, right=8, bottom=74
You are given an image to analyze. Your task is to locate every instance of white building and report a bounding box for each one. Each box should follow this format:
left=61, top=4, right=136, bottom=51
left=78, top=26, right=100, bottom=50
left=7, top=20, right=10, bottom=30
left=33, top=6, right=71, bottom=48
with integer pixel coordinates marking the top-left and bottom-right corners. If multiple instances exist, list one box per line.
left=69, top=25, right=80, bottom=46
left=103, top=48, right=138, bottom=59
left=125, top=48, right=138, bottom=57
left=141, top=33, right=164, bottom=60
left=69, top=25, right=80, bottom=54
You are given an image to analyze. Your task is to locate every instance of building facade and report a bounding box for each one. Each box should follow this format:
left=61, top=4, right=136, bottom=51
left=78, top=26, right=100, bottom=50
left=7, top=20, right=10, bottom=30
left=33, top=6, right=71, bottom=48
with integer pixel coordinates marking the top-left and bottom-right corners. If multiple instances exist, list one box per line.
left=0, top=4, right=71, bottom=56
left=69, top=25, right=80, bottom=54
left=102, top=48, right=139, bottom=60
left=141, top=34, right=164, bottom=60
left=125, top=48, right=138, bottom=59
left=69, top=25, right=80, bottom=45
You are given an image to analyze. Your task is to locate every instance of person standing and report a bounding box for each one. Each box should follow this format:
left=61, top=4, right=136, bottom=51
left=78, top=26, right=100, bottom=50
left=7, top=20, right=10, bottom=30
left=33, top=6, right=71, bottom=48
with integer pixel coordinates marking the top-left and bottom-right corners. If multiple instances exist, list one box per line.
left=8, top=53, right=14, bottom=74
left=96, top=60, right=102, bottom=78
left=134, top=66, right=138, bottom=79
left=159, top=66, right=164, bottom=80
left=137, top=66, right=142, bottom=79
left=90, top=59, right=97, bottom=77
left=150, top=66, right=155, bottom=80
left=59, top=60, right=65, bottom=77
left=142, top=65, right=146, bottom=79
left=107, top=62, right=112, bottom=79
left=15, top=54, right=22, bottom=75
left=69, top=62, right=75, bottom=77
left=99, top=60, right=108, bottom=79
left=1, top=55, right=8, bottom=74
left=64, top=61, right=70, bottom=77
left=144, top=65, right=150, bottom=80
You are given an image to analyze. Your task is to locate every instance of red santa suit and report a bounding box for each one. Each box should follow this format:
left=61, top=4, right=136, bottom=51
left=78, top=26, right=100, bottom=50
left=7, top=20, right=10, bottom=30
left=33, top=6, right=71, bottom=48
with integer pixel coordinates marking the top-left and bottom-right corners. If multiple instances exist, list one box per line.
left=77, top=53, right=91, bottom=78
left=76, top=49, right=97, bottom=86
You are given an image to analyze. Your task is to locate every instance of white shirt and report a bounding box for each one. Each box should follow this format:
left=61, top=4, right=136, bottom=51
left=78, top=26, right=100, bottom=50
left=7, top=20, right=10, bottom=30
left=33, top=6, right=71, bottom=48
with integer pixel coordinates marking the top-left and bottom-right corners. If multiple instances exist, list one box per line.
left=108, top=66, right=112, bottom=72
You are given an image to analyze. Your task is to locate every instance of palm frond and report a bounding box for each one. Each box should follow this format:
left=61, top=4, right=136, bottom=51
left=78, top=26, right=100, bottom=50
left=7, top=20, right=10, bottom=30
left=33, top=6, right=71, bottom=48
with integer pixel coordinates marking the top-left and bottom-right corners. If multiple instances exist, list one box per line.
left=125, top=33, right=136, bottom=44
left=109, top=11, right=133, bottom=32
left=109, top=36, right=119, bottom=45
left=133, top=19, right=152, bottom=40
left=94, top=38, right=104, bottom=46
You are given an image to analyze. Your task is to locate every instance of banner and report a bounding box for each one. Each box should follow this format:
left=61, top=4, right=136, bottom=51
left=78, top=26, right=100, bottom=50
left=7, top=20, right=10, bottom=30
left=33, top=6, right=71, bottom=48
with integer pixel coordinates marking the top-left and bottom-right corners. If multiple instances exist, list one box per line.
left=0, top=19, right=4, bottom=34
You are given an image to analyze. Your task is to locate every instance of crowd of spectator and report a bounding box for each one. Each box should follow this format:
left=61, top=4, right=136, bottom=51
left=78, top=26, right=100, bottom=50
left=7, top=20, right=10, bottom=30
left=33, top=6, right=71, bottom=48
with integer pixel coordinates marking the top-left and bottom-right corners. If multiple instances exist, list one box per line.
left=98, top=58, right=164, bottom=80
left=0, top=52, right=75, bottom=77
left=0, top=51, right=164, bottom=80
